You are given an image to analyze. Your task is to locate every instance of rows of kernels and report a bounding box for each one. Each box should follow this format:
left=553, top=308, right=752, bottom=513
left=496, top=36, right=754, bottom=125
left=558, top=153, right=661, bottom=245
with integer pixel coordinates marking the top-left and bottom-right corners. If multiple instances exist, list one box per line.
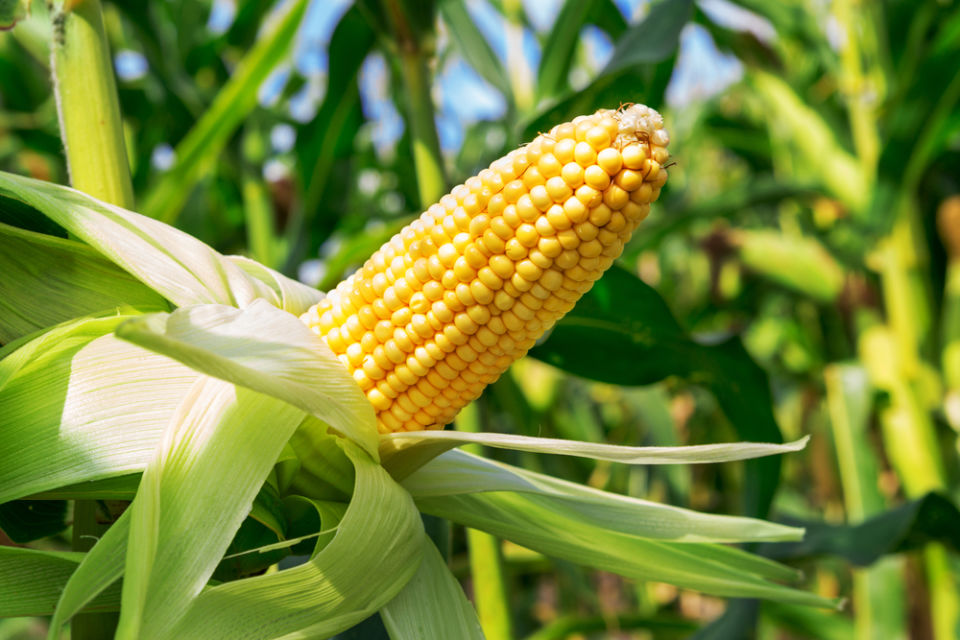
left=301, top=105, right=669, bottom=433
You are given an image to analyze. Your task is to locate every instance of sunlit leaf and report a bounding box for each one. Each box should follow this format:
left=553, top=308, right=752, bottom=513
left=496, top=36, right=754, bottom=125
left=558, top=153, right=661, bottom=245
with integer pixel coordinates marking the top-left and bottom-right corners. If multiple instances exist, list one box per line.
left=115, top=300, right=378, bottom=456
left=163, top=443, right=424, bottom=640
left=0, top=171, right=281, bottom=309
left=0, top=316, right=197, bottom=504
left=116, top=378, right=305, bottom=638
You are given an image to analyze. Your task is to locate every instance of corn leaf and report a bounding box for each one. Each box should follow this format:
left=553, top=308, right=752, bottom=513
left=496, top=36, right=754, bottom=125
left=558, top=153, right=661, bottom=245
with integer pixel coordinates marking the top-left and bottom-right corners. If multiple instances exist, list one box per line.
left=760, top=492, right=960, bottom=566
left=405, top=449, right=803, bottom=544
left=139, top=0, right=309, bottom=224
left=0, top=171, right=320, bottom=314
left=535, top=0, right=594, bottom=100
left=115, top=378, right=305, bottom=639
left=380, top=429, right=808, bottom=481
left=0, top=547, right=120, bottom=618
left=530, top=265, right=786, bottom=518
left=520, top=0, right=690, bottom=138
left=161, top=443, right=424, bottom=640
left=415, top=484, right=835, bottom=607
left=115, top=300, right=378, bottom=457
left=0, top=221, right=168, bottom=344
left=288, top=5, right=373, bottom=271
left=438, top=0, right=510, bottom=99
left=380, top=535, right=485, bottom=640
left=0, top=316, right=197, bottom=504
left=226, top=255, right=324, bottom=318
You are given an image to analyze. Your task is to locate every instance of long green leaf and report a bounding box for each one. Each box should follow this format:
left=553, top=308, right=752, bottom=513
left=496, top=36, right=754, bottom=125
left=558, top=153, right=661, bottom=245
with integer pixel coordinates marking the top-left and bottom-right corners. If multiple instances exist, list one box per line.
left=288, top=5, right=373, bottom=271
left=0, top=547, right=120, bottom=618
left=439, top=0, right=510, bottom=99
left=380, top=535, right=485, bottom=640
left=536, top=0, right=594, bottom=100
left=0, top=316, right=197, bottom=504
left=140, top=0, right=309, bottom=224
left=520, top=0, right=690, bottom=138
left=163, top=443, right=424, bottom=640
left=405, top=450, right=803, bottom=544
left=0, top=171, right=323, bottom=313
left=761, top=492, right=960, bottom=566
left=115, top=301, right=378, bottom=457
left=416, top=487, right=834, bottom=607
left=0, top=221, right=168, bottom=344
left=380, top=429, right=808, bottom=481
left=115, top=378, right=305, bottom=639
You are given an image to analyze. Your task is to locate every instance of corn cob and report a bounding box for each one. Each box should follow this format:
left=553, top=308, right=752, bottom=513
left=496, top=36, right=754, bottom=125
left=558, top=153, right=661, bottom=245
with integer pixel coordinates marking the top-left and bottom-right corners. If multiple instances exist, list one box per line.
left=301, top=105, right=670, bottom=433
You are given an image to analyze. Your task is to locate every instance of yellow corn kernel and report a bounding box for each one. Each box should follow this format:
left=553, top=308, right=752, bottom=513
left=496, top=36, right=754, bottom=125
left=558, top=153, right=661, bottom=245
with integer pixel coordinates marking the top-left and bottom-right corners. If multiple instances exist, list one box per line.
left=302, top=104, right=670, bottom=433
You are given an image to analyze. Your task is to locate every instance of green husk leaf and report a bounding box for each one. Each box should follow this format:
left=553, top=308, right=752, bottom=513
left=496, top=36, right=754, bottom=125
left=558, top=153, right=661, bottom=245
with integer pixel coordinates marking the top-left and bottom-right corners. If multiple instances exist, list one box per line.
left=405, top=450, right=804, bottom=544
left=115, top=300, right=378, bottom=457
left=225, top=255, right=324, bottom=317
left=0, top=316, right=197, bottom=504
left=115, top=378, right=306, bottom=639
left=380, top=429, right=808, bottom=481
left=0, top=171, right=294, bottom=310
left=416, top=486, right=835, bottom=607
left=381, top=535, right=485, bottom=640
left=0, top=221, right=168, bottom=344
left=162, top=443, right=424, bottom=640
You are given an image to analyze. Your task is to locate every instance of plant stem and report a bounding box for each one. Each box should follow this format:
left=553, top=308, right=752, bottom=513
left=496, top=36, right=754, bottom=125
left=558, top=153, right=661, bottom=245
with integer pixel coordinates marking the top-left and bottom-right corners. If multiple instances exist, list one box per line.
left=51, top=3, right=133, bottom=636
left=400, top=51, right=446, bottom=206
left=71, top=501, right=120, bottom=638
left=824, top=364, right=906, bottom=640
left=50, top=0, right=134, bottom=208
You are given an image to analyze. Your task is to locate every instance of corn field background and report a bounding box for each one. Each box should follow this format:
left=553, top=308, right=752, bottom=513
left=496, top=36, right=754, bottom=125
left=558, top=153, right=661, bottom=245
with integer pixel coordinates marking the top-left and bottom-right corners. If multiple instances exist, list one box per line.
left=1, top=0, right=959, bottom=638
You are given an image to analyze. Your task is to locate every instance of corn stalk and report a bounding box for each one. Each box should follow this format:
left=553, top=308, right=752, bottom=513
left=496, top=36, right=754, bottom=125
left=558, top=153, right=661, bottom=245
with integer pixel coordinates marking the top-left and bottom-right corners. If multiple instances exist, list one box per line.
left=50, top=1, right=134, bottom=637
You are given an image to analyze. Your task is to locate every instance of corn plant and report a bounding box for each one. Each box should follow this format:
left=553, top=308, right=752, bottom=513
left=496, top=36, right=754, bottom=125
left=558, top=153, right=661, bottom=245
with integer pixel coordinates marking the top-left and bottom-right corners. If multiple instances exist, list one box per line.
left=2, top=0, right=958, bottom=639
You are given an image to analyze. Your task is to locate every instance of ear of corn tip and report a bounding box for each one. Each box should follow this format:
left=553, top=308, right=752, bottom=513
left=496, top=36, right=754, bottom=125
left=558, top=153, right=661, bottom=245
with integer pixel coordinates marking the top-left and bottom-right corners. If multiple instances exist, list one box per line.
left=301, top=105, right=670, bottom=434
